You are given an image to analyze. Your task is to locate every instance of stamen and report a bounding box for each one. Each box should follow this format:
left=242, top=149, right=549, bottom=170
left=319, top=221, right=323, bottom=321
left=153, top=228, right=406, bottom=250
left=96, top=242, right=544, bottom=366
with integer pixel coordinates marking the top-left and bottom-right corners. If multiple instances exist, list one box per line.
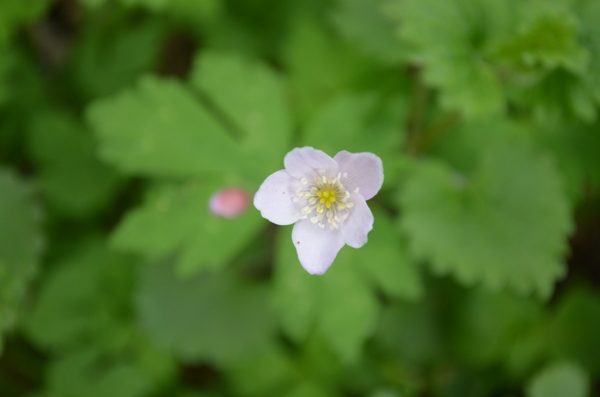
left=293, top=170, right=352, bottom=228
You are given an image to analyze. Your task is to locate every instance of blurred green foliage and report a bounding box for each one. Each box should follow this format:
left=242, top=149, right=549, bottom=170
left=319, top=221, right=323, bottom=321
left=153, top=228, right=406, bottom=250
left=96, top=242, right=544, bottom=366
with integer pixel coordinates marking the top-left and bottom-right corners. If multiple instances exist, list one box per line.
left=0, top=0, right=600, bottom=396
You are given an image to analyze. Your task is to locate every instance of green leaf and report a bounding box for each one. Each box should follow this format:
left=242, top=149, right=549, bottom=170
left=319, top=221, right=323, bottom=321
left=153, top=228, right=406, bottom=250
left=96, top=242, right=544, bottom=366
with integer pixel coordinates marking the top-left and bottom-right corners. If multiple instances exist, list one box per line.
left=119, top=0, right=168, bottom=11
left=526, top=362, right=590, bottom=397
left=302, top=92, right=409, bottom=189
left=272, top=226, right=379, bottom=362
left=47, top=349, right=155, bottom=397
left=27, top=109, right=122, bottom=218
left=399, top=138, right=572, bottom=298
left=510, top=68, right=597, bottom=123
left=111, top=181, right=262, bottom=275
left=189, top=51, right=292, bottom=183
left=332, top=0, right=407, bottom=65
left=389, top=0, right=511, bottom=118
left=316, top=251, right=380, bottom=363
left=271, top=225, right=318, bottom=343
left=86, top=75, right=240, bottom=178
left=388, top=0, right=508, bottom=118
left=0, top=0, right=50, bottom=46
left=355, top=207, right=424, bottom=301
left=76, top=0, right=109, bottom=8
left=375, top=298, right=444, bottom=364
left=27, top=238, right=176, bottom=397
left=494, top=2, right=589, bottom=74
left=136, top=259, right=276, bottom=364
left=68, top=20, right=165, bottom=100
left=548, top=285, right=600, bottom=375
left=530, top=120, right=593, bottom=203
left=578, top=0, right=600, bottom=104
left=26, top=239, right=135, bottom=351
left=283, top=383, right=332, bottom=397
left=504, top=1, right=600, bottom=123
left=0, top=169, right=42, bottom=350
left=226, top=345, right=297, bottom=397
left=0, top=49, right=17, bottom=108
left=282, top=17, right=382, bottom=123
left=450, top=287, right=544, bottom=366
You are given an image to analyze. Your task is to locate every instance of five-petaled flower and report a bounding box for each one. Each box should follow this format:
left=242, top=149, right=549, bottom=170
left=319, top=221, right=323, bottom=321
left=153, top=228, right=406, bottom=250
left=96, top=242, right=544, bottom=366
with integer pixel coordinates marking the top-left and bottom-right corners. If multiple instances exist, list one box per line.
left=254, top=147, right=384, bottom=274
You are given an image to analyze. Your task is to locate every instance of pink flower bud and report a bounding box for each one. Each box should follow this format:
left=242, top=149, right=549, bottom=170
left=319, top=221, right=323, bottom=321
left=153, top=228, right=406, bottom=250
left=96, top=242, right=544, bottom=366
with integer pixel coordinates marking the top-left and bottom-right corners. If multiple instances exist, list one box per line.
left=209, top=187, right=250, bottom=218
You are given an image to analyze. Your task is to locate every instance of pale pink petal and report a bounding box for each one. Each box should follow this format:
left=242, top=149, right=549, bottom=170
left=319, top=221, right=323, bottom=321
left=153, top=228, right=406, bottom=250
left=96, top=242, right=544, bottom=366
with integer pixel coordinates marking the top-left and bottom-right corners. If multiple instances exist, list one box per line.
left=284, top=147, right=338, bottom=179
left=341, top=194, right=374, bottom=248
left=334, top=151, right=383, bottom=200
left=292, top=220, right=345, bottom=275
left=254, top=170, right=305, bottom=225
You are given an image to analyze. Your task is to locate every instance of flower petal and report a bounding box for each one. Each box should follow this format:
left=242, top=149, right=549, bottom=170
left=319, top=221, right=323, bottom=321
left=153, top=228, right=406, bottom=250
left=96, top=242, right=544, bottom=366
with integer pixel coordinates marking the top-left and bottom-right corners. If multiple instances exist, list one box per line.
left=284, top=147, right=338, bottom=179
left=253, top=170, right=305, bottom=225
left=341, top=194, right=374, bottom=248
left=292, top=219, right=345, bottom=275
left=334, top=151, right=383, bottom=200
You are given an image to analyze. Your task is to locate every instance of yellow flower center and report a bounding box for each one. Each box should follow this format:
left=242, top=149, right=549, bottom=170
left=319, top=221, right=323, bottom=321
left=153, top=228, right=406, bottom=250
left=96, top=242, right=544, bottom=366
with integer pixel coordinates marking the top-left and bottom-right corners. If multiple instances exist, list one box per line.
left=294, top=171, right=355, bottom=230
left=317, top=189, right=337, bottom=208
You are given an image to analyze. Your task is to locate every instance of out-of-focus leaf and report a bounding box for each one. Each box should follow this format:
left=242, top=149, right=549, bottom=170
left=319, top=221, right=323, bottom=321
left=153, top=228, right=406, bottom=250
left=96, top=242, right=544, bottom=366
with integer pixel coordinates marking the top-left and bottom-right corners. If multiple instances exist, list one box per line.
left=450, top=288, right=544, bottom=366
left=400, top=139, right=572, bottom=298
left=387, top=0, right=509, bottom=118
left=0, top=170, right=42, bottom=352
left=0, top=49, right=17, bottom=108
left=189, top=51, right=292, bottom=183
left=136, top=259, right=276, bottom=364
left=548, top=285, right=600, bottom=375
left=316, top=251, right=380, bottom=363
left=27, top=109, right=122, bottom=218
left=27, top=238, right=175, bottom=397
left=272, top=226, right=379, bottom=362
left=282, top=17, right=381, bottom=123
left=86, top=75, right=239, bottom=177
left=68, top=21, right=164, bottom=100
left=111, top=181, right=262, bottom=275
left=47, top=349, right=154, bottom=397
left=332, top=0, right=407, bottom=65
left=494, top=3, right=588, bottom=74
left=27, top=239, right=134, bottom=351
left=271, top=225, right=317, bottom=343
left=283, top=383, right=332, bottom=397
left=526, top=362, right=590, bottom=397
left=119, top=0, right=167, bottom=11
left=0, top=0, right=50, bottom=46
left=577, top=0, right=600, bottom=109
left=375, top=296, right=444, bottom=364
left=355, top=207, right=424, bottom=301
left=302, top=92, right=408, bottom=189
left=505, top=1, right=600, bottom=123
left=77, top=0, right=109, bottom=9
left=510, top=68, right=596, bottom=123
left=226, top=345, right=297, bottom=397
left=531, top=120, right=592, bottom=202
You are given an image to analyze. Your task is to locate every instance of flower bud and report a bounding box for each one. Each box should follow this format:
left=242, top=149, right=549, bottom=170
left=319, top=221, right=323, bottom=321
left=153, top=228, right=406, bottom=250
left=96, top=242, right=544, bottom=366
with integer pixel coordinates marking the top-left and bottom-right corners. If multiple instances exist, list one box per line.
left=209, top=187, right=250, bottom=218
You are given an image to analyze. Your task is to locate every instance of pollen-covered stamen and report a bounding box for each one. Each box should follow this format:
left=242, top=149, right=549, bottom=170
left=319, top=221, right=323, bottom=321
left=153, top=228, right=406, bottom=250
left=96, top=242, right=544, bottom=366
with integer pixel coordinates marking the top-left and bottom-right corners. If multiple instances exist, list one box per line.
left=296, top=172, right=353, bottom=230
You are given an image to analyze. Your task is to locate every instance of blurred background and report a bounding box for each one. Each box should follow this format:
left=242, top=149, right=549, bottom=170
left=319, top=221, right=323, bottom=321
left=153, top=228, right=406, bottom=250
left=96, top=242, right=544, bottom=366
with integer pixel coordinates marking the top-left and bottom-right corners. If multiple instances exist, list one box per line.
left=1, top=0, right=600, bottom=396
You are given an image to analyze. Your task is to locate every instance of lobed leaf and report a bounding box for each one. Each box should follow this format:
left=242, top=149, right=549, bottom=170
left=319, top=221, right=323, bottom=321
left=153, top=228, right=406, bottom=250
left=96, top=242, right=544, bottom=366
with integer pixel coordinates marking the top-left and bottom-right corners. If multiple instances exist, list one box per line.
left=189, top=51, right=293, bottom=183
left=136, top=259, right=276, bottom=364
left=111, top=181, right=262, bottom=275
left=86, top=75, right=240, bottom=178
left=27, top=109, right=122, bottom=218
left=388, top=0, right=508, bottom=118
left=400, top=138, right=572, bottom=298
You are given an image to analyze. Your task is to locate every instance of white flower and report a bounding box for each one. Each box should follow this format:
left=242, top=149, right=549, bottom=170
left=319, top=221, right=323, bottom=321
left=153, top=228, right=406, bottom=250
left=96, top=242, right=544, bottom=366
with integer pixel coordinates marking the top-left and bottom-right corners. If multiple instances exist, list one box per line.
left=254, top=147, right=384, bottom=274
